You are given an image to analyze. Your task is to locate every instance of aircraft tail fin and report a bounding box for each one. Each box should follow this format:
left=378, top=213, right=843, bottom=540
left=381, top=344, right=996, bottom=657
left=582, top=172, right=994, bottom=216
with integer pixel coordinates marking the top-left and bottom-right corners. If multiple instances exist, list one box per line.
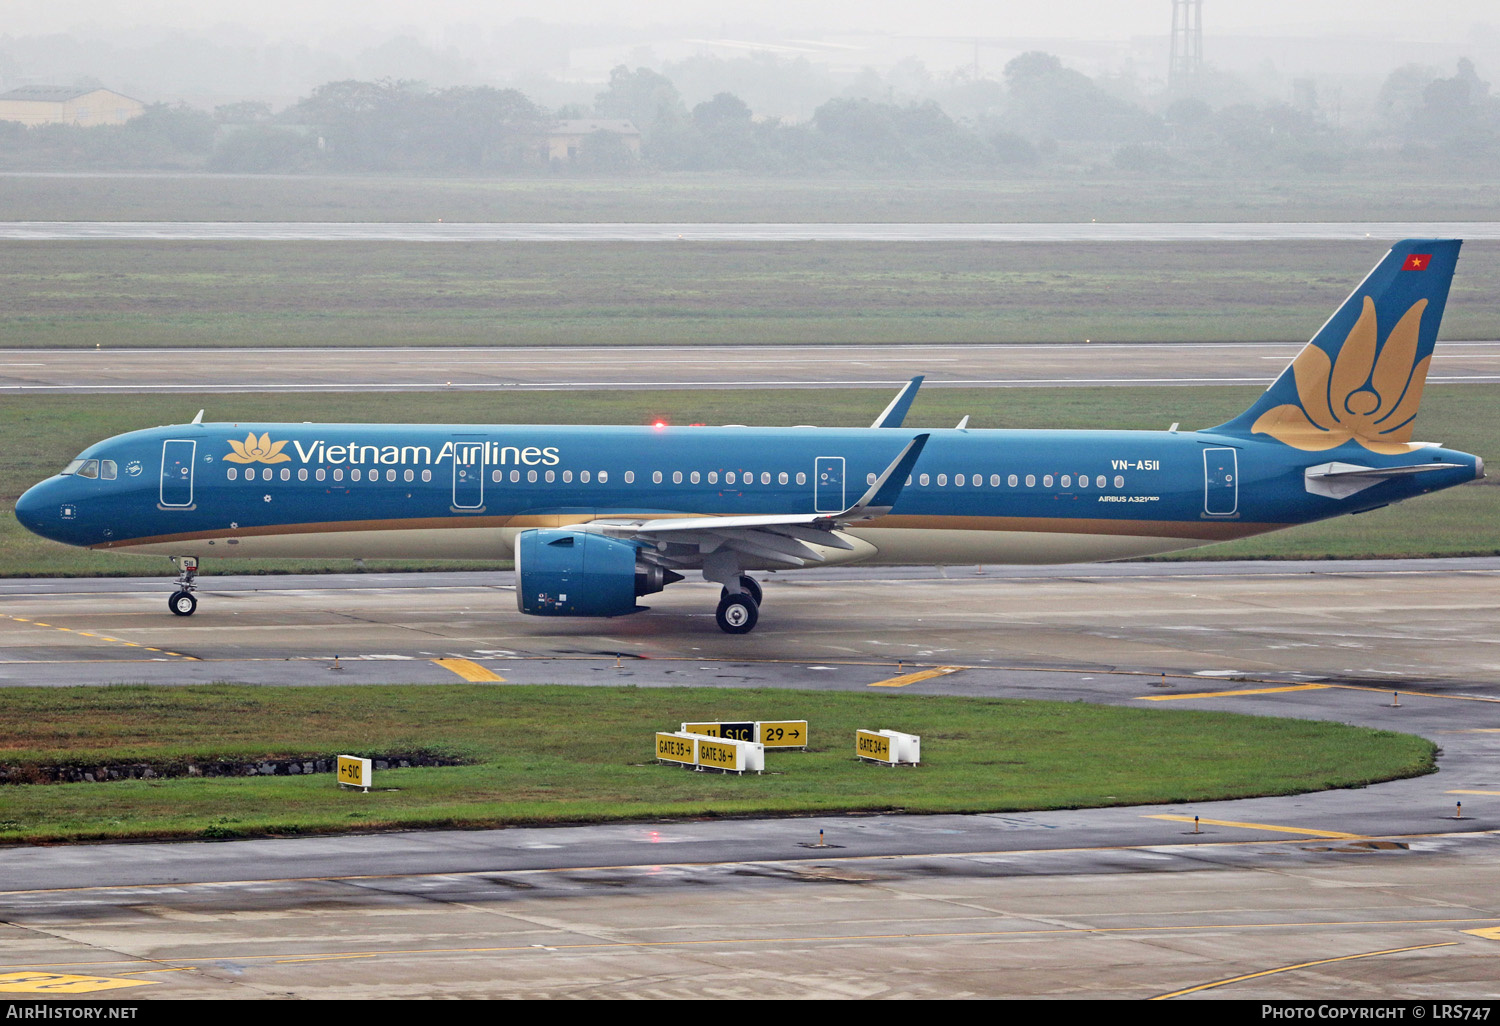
left=1212, top=239, right=1461, bottom=454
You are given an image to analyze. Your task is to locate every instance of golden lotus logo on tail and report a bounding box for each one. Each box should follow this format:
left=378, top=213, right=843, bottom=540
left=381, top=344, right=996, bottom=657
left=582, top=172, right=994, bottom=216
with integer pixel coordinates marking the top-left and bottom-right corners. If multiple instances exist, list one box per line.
left=1252, top=297, right=1430, bottom=454
left=224, top=432, right=292, bottom=464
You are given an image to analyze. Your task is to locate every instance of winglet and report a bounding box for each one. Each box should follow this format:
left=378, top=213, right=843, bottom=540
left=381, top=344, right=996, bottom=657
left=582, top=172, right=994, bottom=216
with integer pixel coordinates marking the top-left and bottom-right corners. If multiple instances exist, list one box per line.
left=839, top=433, right=929, bottom=521
left=871, top=376, right=924, bottom=428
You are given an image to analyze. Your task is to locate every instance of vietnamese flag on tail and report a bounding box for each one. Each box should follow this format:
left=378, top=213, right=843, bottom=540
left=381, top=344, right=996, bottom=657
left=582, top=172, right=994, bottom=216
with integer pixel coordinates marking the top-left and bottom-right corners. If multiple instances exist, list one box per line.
left=1403, top=253, right=1433, bottom=270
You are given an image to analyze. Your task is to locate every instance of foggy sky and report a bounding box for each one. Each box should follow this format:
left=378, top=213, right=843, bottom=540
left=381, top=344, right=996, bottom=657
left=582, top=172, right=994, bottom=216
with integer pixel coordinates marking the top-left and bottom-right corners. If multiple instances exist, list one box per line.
left=9, top=0, right=1498, bottom=42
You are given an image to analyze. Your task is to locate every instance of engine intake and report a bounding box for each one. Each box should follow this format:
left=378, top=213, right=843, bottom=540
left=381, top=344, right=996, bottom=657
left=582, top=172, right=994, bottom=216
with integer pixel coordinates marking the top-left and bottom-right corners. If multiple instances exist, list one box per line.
left=515, top=529, right=676, bottom=617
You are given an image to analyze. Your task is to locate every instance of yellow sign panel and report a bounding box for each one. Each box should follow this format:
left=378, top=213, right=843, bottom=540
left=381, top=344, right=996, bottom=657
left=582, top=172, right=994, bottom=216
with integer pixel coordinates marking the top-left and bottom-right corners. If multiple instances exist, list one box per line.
left=656, top=732, right=697, bottom=765
left=757, top=720, right=808, bottom=748
left=0, top=971, right=155, bottom=993
left=697, top=738, right=742, bottom=771
left=856, top=729, right=891, bottom=763
left=337, top=755, right=370, bottom=787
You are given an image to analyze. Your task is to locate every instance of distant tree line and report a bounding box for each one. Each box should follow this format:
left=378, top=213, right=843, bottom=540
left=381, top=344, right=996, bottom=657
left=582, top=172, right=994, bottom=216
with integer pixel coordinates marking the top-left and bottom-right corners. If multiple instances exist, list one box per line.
left=2, top=53, right=1497, bottom=176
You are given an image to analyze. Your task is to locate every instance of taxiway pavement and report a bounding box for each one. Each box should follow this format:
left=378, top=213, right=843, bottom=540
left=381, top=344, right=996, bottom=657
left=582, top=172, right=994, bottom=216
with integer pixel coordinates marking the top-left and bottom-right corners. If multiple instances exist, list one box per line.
left=4, top=560, right=1498, bottom=999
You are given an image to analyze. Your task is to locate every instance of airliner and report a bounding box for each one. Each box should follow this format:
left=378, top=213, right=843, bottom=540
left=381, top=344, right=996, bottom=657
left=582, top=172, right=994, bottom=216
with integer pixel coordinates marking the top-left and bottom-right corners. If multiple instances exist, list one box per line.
left=14, top=239, right=1484, bottom=633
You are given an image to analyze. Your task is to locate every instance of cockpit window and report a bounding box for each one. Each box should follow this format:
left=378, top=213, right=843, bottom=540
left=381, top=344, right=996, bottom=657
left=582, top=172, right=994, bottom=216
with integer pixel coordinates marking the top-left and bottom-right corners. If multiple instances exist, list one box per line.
left=62, top=459, right=86, bottom=476
left=101, top=460, right=117, bottom=480
left=74, top=460, right=100, bottom=479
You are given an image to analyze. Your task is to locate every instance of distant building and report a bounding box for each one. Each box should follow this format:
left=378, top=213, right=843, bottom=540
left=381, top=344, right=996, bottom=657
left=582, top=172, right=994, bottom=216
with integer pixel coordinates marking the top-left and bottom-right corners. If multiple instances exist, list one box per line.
left=545, top=119, right=641, bottom=161
left=0, top=86, right=146, bottom=127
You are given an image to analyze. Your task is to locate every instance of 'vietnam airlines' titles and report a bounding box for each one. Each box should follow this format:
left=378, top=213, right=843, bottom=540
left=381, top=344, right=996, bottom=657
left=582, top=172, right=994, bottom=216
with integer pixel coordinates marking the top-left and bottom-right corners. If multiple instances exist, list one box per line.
left=227, top=436, right=562, bottom=467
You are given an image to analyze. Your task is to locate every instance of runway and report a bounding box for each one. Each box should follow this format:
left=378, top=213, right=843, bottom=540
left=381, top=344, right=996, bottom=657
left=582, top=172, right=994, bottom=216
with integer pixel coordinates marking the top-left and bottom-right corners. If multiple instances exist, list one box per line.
left=3, top=560, right=1500, bottom=998
left=6, top=220, right=1500, bottom=242
left=5, top=341, right=1500, bottom=392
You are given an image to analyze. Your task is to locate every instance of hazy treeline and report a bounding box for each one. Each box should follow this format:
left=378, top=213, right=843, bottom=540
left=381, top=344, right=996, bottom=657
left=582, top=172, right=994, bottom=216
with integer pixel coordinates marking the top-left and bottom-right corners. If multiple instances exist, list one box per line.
left=2, top=52, right=1498, bottom=176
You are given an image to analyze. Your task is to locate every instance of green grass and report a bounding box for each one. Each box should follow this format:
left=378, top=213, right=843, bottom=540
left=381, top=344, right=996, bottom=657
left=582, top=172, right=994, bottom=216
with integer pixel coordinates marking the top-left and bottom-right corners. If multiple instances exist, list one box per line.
left=0, top=684, right=1437, bottom=844
left=1, top=385, right=1494, bottom=576
left=5, top=172, right=1500, bottom=223
left=3, top=239, right=1499, bottom=349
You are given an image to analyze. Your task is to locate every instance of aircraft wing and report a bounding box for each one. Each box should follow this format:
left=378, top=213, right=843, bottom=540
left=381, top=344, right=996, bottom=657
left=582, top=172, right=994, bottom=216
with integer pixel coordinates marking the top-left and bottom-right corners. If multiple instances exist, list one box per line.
left=588, top=434, right=929, bottom=568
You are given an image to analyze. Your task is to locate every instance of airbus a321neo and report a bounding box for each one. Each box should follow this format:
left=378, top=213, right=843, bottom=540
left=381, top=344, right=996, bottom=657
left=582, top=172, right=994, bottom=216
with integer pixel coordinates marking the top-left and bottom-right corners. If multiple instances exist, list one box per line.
left=15, top=239, right=1484, bottom=633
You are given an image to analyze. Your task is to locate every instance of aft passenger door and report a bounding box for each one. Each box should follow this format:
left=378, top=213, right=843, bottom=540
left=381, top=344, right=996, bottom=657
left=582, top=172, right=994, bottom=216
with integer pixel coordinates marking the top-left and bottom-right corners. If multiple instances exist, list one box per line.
left=1203, top=447, right=1238, bottom=516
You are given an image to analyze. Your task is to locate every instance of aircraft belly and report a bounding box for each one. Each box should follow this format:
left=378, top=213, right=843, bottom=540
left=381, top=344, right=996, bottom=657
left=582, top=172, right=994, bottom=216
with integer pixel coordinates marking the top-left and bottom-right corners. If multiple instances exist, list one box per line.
left=111, top=527, right=516, bottom=560
left=849, top=527, right=1209, bottom=564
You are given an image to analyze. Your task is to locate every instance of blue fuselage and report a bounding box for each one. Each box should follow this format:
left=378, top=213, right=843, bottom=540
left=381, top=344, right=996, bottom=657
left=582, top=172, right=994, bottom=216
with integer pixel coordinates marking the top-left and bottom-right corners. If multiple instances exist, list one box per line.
left=15, top=421, right=1482, bottom=565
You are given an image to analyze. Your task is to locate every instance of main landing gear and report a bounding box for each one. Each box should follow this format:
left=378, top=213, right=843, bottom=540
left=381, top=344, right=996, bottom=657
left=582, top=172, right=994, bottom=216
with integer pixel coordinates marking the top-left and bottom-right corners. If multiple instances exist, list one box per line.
left=716, top=575, right=762, bottom=634
left=168, top=556, right=199, bottom=616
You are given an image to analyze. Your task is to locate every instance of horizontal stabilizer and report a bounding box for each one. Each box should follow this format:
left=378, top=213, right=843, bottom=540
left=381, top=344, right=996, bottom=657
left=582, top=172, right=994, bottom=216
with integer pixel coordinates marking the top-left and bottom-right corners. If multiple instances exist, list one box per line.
left=1304, top=460, right=1467, bottom=499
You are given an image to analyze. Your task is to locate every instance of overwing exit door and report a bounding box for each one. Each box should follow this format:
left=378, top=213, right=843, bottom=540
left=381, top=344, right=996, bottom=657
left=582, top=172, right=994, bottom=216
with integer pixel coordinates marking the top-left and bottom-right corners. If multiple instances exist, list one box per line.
left=814, top=456, right=845, bottom=513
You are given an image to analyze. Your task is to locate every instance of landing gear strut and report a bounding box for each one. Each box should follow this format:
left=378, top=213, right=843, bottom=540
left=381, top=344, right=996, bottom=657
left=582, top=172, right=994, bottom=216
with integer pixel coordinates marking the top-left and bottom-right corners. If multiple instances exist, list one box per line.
left=168, top=556, right=199, bottom=616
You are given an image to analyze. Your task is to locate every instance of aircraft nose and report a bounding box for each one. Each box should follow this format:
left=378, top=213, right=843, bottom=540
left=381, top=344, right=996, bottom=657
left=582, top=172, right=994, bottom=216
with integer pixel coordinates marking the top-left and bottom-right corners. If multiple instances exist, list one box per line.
left=14, top=479, right=60, bottom=539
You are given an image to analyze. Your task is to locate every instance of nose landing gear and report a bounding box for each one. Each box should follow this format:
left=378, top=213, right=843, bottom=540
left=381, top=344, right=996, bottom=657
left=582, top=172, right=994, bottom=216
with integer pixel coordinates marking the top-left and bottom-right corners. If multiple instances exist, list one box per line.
left=168, top=556, right=199, bottom=616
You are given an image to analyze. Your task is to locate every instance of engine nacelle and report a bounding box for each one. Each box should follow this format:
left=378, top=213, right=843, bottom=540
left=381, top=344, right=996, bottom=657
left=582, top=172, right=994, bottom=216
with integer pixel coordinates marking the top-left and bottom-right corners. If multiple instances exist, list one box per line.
left=515, top=529, right=647, bottom=617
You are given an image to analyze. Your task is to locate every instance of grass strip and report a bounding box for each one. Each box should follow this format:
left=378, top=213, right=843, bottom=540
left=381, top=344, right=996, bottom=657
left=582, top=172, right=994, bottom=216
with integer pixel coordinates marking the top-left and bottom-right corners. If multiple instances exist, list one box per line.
left=0, top=684, right=1436, bottom=845
left=3, top=239, right=1498, bottom=349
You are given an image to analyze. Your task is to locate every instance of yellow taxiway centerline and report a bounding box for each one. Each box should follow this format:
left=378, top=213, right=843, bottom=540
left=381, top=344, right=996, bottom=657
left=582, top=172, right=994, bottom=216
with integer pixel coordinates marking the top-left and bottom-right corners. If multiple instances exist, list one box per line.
left=0, top=613, right=197, bottom=659
left=1150, top=942, right=1459, bottom=1000
left=868, top=665, right=965, bottom=688
left=1144, top=815, right=1365, bottom=839
left=1138, top=683, right=1331, bottom=701
left=432, top=658, right=505, bottom=682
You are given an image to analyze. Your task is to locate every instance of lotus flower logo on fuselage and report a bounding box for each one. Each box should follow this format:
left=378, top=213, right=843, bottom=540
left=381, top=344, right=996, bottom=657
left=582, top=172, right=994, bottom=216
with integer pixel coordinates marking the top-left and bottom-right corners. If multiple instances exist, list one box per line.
left=1252, top=297, right=1430, bottom=454
left=224, top=432, right=292, bottom=464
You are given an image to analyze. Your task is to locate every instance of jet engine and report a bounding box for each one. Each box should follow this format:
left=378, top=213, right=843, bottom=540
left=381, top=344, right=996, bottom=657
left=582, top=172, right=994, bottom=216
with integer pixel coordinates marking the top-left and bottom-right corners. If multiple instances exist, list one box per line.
left=514, top=529, right=680, bottom=617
